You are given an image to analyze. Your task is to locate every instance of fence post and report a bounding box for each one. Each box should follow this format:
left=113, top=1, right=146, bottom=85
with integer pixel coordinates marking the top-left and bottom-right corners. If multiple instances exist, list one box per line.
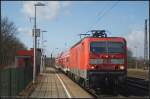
left=9, top=68, right=11, bottom=96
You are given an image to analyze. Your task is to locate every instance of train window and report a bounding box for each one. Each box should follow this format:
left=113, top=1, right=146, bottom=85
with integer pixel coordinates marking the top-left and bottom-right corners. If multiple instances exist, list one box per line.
left=107, top=42, right=124, bottom=47
left=91, top=47, right=106, bottom=53
left=108, top=42, right=124, bottom=53
left=90, top=42, right=107, bottom=53
left=90, top=42, right=125, bottom=53
left=91, top=42, right=106, bottom=47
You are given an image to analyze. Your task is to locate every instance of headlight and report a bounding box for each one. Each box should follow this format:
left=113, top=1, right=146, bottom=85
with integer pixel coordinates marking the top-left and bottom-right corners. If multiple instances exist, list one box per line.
left=111, top=59, right=124, bottom=64
left=90, top=59, right=103, bottom=64
left=90, top=65, right=95, bottom=69
left=119, top=65, right=125, bottom=70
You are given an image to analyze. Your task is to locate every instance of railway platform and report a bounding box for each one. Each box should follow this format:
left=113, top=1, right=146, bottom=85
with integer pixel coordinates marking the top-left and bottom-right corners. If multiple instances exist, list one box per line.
left=29, top=67, right=93, bottom=98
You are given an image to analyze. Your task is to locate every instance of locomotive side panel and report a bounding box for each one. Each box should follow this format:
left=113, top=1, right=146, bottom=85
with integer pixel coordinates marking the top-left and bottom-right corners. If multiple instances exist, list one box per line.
left=78, top=40, right=88, bottom=79
left=70, top=44, right=80, bottom=77
left=79, top=39, right=90, bottom=79
left=70, top=47, right=75, bottom=75
left=69, top=39, right=89, bottom=79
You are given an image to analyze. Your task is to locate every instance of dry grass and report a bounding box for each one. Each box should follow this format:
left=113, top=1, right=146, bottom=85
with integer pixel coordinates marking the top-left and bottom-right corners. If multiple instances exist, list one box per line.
left=127, top=68, right=149, bottom=80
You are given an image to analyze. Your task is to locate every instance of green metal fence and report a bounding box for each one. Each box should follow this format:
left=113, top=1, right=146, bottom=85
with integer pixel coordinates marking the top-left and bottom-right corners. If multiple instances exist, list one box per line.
left=0, top=66, right=33, bottom=96
left=0, top=69, right=11, bottom=96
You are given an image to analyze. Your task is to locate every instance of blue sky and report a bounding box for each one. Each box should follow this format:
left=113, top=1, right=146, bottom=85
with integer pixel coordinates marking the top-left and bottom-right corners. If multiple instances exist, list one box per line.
left=1, top=1, right=149, bottom=58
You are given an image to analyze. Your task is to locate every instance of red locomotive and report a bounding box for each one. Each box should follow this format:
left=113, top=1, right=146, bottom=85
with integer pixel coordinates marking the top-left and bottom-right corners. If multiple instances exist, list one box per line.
left=56, top=30, right=127, bottom=90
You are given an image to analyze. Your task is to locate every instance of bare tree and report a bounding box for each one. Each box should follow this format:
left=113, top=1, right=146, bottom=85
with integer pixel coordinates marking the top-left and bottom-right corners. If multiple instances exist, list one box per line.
left=127, top=49, right=136, bottom=68
left=0, top=16, right=26, bottom=68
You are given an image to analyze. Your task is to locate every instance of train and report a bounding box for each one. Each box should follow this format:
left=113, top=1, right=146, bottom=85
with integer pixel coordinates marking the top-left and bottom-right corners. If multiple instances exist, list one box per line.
left=55, top=30, right=127, bottom=91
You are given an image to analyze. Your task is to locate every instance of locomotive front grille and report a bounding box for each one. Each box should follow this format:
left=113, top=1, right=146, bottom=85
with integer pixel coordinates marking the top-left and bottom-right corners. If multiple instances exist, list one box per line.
left=90, top=59, right=103, bottom=64
left=90, top=58, right=124, bottom=64
left=111, top=59, right=124, bottom=64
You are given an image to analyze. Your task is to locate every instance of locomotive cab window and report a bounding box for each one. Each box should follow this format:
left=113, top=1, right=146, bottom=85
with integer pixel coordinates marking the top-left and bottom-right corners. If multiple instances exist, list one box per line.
left=107, top=42, right=124, bottom=53
left=90, top=42, right=106, bottom=53
left=90, top=41, right=125, bottom=53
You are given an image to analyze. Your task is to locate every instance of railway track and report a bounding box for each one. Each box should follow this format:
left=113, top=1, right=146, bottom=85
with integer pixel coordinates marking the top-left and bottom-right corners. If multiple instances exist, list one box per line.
left=84, top=77, right=149, bottom=98
left=79, top=83, right=131, bottom=98
left=127, top=77, right=149, bottom=91
left=72, top=76, right=149, bottom=98
left=65, top=73, right=126, bottom=98
left=56, top=68, right=149, bottom=98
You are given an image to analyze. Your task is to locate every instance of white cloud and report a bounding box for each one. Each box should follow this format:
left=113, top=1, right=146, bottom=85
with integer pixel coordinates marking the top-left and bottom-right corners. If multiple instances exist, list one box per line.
left=22, top=1, right=35, bottom=17
left=61, top=1, right=72, bottom=7
left=18, top=27, right=32, bottom=36
left=22, top=1, right=72, bottom=21
left=124, top=30, right=149, bottom=58
left=124, top=21, right=149, bottom=59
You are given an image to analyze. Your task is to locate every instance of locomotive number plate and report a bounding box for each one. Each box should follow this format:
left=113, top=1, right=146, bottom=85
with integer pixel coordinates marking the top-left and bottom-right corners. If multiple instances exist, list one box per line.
left=103, top=59, right=108, bottom=63
left=104, top=66, right=113, bottom=69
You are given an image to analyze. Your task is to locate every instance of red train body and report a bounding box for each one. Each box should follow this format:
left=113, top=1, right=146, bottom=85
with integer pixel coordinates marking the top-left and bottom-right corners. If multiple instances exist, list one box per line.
left=56, top=51, right=70, bottom=72
left=56, top=31, right=127, bottom=89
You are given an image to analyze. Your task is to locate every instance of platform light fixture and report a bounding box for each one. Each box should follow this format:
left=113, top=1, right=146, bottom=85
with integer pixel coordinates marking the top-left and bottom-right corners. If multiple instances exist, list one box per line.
left=33, top=2, right=46, bottom=84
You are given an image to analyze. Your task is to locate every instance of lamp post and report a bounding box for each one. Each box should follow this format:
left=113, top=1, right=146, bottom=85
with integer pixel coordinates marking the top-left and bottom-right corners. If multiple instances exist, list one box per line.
left=56, top=48, right=60, bottom=58
left=134, top=46, right=138, bottom=69
left=51, top=48, right=59, bottom=58
left=33, top=2, right=46, bottom=84
left=43, top=45, right=47, bottom=70
left=40, top=30, right=47, bottom=73
left=50, top=48, right=59, bottom=67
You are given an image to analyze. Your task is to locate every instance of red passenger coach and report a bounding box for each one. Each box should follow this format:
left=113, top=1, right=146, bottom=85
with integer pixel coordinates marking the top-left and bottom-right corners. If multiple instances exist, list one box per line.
left=56, top=51, right=70, bottom=72
left=57, top=30, right=127, bottom=90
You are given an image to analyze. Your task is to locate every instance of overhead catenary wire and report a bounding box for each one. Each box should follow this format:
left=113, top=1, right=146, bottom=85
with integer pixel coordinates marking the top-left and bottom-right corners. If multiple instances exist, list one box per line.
left=77, top=1, right=119, bottom=40
left=87, top=1, right=119, bottom=32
